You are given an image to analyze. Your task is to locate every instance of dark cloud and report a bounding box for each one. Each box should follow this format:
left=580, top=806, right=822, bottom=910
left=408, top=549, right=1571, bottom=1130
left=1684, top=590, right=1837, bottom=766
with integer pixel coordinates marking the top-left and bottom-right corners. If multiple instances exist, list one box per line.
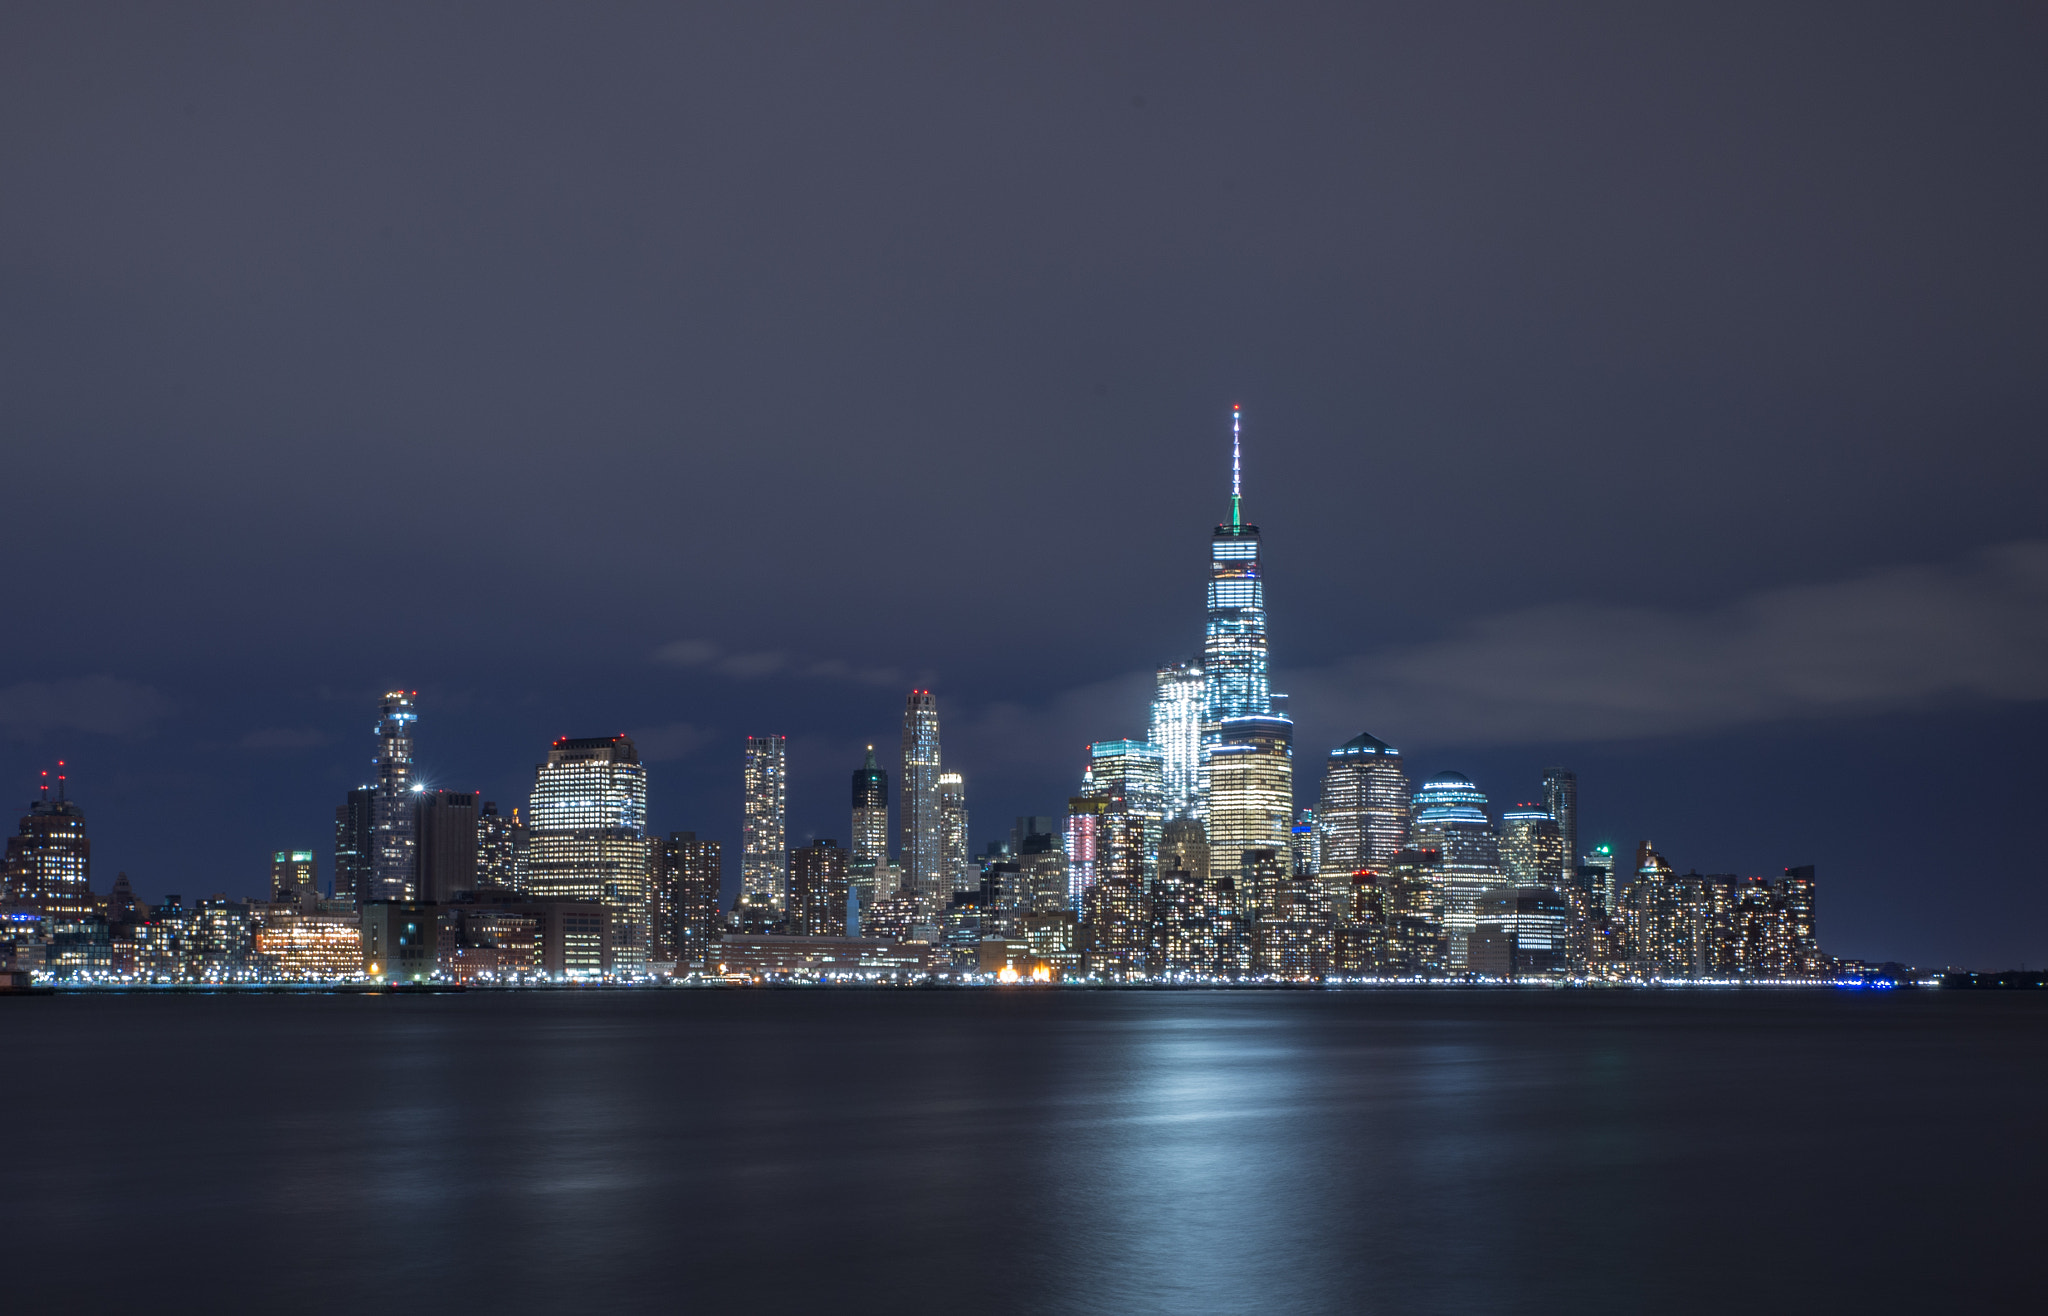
left=1286, top=542, right=2048, bottom=747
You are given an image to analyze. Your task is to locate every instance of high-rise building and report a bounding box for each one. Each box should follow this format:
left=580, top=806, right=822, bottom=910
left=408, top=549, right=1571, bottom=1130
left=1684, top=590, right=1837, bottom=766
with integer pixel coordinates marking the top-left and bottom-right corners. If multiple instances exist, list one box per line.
left=334, top=786, right=375, bottom=901
left=1381, top=847, right=1446, bottom=976
left=1080, top=796, right=1149, bottom=978
left=415, top=790, right=479, bottom=903
left=653, top=832, right=723, bottom=971
left=1206, top=715, right=1293, bottom=887
left=1500, top=805, right=1564, bottom=888
left=1626, top=845, right=1704, bottom=979
left=525, top=735, right=651, bottom=975
left=370, top=691, right=419, bottom=902
left=1084, top=741, right=1166, bottom=885
left=3, top=769, right=94, bottom=919
left=1149, top=659, right=1205, bottom=820
left=741, top=736, right=788, bottom=912
left=1540, top=768, right=1578, bottom=887
left=475, top=800, right=522, bottom=890
left=1064, top=795, right=1104, bottom=912
left=900, top=691, right=943, bottom=900
left=1467, top=886, right=1573, bottom=979
left=1408, top=772, right=1502, bottom=971
left=1199, top=407, right=1277, bottom=816
left=269, top=850, right=317, bottom=900
left=850, top=746, right=888, bottom=908
left=1317, top=732, right=1409, bottom=887
left=1778, top=865, right=1821, bottom=974
left=939, top=773, right=971, bottom=894
left=789, top=840, right=850, bottom=938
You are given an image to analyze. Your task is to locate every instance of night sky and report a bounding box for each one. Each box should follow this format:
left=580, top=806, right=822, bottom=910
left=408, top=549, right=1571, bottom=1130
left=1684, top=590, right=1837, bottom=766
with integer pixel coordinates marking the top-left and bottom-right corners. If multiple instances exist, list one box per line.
left=3, top=4, right=2044, bottom=969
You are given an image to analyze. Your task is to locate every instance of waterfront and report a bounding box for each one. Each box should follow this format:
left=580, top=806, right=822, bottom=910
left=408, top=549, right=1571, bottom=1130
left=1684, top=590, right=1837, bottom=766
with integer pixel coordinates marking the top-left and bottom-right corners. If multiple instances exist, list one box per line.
left=12, top=990, right=2042, bottom=1313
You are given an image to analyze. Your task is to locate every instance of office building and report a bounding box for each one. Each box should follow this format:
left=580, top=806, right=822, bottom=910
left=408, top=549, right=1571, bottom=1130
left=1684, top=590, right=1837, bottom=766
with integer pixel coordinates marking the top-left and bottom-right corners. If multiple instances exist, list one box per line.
left=1084, top=741, right=1166, bottom=884
left=1316, top=731, right=1409, bottom=883
left=790, top=840, right=850, bottom=938
left=1541, top=768, right=1578, bottom=887
left=1500, top=805, right=1564, bottom=888
left=252, top=905, right=363, bottom=981
left=850, top=746, right=888, bottom=907
left=900, top=691, right=944, bottom=902
left=415, top=790, right=478, bottom=903
left=334, top=786, right=375, bottom=901
left=476, top=800, right=522, bottom=891
left=1149, top=659, right=1204, bottom=820
left=1064, top=796, right=1104, bottom=913
left=1468, top=886, right=1573, bottom=979
left=269, top=850, right=317, bottom=901
left=1409, top=772, right=1502, bottom=970
left=3, top=771, right=94, bottom=920
left=1200, top=407, right=1278, bottom=814
left=524, top=734, right=651, bottom=975
left=742, top=735, right=788, bottom=912
left=1206, top=716, right=1294, bottom=887
left=370, top=690, right=419, bottom=902
left=939, top=773, right=971, bottom=894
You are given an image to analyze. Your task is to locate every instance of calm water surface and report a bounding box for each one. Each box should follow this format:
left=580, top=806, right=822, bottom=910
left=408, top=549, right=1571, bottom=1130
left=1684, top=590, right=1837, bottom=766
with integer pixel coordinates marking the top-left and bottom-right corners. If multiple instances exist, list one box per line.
left=9, top=989, right=2042, bottom=1313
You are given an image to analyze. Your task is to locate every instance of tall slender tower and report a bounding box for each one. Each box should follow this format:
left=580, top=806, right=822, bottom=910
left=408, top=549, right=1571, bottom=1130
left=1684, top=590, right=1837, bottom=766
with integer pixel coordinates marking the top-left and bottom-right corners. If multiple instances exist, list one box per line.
left=850, top=746, right=889, bottom=906
left=1541, top=768, right=1578, bottom=887
left=1149, top=660, right=1204, bottom=821
left=742, top=736, right=788, bottom=912
left=899, top=690, right=942, bottom=900
left=938, top=772, right=970, bottom=894
left=370, top=691, right=418, bottom=902
left=1200, top=406, right=1277, bottom=816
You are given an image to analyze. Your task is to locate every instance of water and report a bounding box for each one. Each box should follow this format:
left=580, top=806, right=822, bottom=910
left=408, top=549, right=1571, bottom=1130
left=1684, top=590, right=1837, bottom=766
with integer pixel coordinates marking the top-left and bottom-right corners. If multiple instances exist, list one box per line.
left=10, top=989, right=2041, bottom=1313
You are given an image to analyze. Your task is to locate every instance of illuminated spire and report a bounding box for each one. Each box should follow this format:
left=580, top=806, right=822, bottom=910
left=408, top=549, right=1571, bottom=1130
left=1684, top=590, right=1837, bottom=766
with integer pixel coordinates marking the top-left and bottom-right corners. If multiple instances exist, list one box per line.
left=1230, top=404, right=1242, bottom=531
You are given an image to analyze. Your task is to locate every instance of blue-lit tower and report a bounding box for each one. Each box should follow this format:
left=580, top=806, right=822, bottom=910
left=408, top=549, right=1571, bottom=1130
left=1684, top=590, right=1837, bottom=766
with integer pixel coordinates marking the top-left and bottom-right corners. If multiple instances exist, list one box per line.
left=1199, top=406, right=1284, bottom=817
left=369, top=690, right=418, bottom=902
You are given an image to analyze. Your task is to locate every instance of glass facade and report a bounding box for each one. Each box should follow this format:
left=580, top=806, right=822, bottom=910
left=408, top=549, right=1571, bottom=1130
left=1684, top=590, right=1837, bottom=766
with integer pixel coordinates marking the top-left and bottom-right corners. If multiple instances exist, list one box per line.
left=1199, top=408, right=1283, bottom=817
left=1500, top=805, right=1564, bottom=888
left=1206, top=717, right=1294, bottom=886
left=1540, top=767, right=1577, bottom=887
left=939, top=772, right=971, bottom=894
left=1149, top=660, right=1204, bottom=821
left=742, top=735, right=787, bottom=911
left=899, top=691, right=943, bottom=900
left=1408, top=771, right=1501, bottom=970
left=370, top=691, right=418, bottom=902
left=1316, top=731, right=1410, bottom=880
left=525, top=734, right=650, bottom=975
left=850, top=746, right=888, bottom=909
left=1083, top=741, right=1165, bottom=885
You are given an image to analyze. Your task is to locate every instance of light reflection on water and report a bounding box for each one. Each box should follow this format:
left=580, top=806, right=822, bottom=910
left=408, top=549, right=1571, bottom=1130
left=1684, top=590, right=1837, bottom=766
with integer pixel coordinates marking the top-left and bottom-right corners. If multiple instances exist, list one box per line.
left=14, top=990, right=2046, bottom=1314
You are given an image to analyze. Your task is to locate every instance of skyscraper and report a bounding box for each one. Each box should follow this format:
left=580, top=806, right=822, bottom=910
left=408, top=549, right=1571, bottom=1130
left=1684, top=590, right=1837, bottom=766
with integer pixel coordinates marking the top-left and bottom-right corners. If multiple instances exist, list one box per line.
left=789, top=839, right=850, bottom=937
left=3, top=769, right=94, bottom=919
left=525, top=734, right=651, bottom=975
left=1083, top=741, right=1166, bottom=884
left=1540, top=768, right=1578, bottom=887
left=653, top=831, right=722, bottom=971
left=415, top=790, right=479, bottom=903
left=1409, top=771, right=1502, bottom=970
left=475, top=800, right=522, bottom=890
left=742, top=736, right=788, bottom=912
left=334, top=786, right=374, bottom=902
left=1149, top=659, right=1204, bottom=820
left=370, top=691, right=418, bottom=902
left=1205, top=715, right=1293, bottom=885
left=1199, top=406, right=1277, bottom=815
left=1500, top=805, right=1564, bottom=888
left=1064, top=795, right=1103, bottom=912
left=939, top=772, right=971, bottom=894
left=850, top=746, right=888, bottom=907
left=1316, top=731, right=1410, bottom=880
left=899, top=690, right=943, bottom=899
